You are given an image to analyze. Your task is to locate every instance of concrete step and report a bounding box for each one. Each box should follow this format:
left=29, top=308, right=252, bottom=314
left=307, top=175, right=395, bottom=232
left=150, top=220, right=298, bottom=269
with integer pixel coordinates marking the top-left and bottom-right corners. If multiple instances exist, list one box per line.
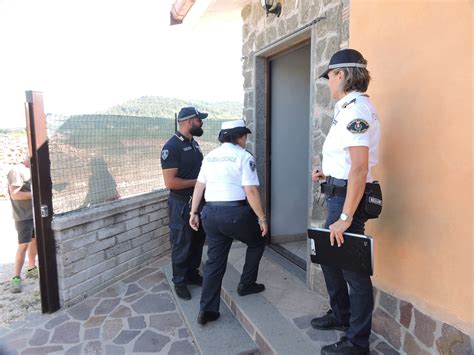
left=221, top=246, right=323, bottom=354
left=224, top=244, right=399, bottom=355
left=163, top=264, right=258, bottom=355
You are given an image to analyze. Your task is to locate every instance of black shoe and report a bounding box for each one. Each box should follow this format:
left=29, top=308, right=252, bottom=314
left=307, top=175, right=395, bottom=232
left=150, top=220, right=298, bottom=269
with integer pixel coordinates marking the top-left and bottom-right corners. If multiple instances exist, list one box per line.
left=187, top=273, right=203, bottom=286
left=237, top=283, right=265, bottom=296
left=311, top=310, right=349, bottom=331
left=174, top=285, right=191, bottom=300
left=321, top=337, right=369, bottom=355
left=197, top=311, right=220, bottom=325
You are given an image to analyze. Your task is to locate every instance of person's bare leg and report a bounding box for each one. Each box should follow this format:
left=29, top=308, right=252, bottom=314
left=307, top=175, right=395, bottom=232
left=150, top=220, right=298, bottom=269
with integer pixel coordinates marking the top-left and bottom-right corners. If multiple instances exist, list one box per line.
left=27, top=238, right=37, bottom=269
left=14, top=243, right=29, bottom=277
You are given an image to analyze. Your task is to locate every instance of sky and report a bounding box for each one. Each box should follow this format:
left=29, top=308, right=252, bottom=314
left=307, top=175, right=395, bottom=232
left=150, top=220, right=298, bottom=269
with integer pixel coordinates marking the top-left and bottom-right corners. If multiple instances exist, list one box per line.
left=0, top=0, right=244, bottom=128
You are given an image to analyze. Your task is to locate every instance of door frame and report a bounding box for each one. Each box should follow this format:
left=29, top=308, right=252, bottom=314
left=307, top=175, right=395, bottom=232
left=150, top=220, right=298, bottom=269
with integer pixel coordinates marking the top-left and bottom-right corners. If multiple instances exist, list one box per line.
left=252, top=27, right=314, bottom=269
left=254, top=30, right=313, bottom=243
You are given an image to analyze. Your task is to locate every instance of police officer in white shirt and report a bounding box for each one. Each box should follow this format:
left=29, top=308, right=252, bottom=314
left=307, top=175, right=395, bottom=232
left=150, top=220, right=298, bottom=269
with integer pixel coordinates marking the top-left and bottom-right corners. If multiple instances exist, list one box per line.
left=189, top=120, right=268, bottom=325
left=310, top=49, right=381, bottom=355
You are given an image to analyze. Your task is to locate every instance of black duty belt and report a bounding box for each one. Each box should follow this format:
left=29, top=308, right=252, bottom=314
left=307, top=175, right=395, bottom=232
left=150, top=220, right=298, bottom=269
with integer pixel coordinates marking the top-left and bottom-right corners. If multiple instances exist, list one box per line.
left=321, top=182, right=347, bottom=197
left=169, top=191, right=192, bottom=203
left=206, top=200, right=247, bottom=207
left=321, top=179, right=380, bottom=197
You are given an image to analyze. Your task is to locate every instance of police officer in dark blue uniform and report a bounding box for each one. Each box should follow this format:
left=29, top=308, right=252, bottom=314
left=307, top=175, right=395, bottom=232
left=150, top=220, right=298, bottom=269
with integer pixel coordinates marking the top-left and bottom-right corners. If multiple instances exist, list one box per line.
left=189, top=120, right=268, bottom=325
left=161, top=106, right=207, bottom=300
left=310, top=49, right=381, bottom=355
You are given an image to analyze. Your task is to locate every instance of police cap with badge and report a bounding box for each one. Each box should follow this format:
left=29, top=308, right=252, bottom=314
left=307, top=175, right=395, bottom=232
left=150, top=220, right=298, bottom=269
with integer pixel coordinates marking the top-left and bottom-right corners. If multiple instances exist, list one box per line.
left=218, top=119, right=251, bottom=143
left=177, top=107, right=208, bottom=122
left=319, top=48, right=367, bottom=79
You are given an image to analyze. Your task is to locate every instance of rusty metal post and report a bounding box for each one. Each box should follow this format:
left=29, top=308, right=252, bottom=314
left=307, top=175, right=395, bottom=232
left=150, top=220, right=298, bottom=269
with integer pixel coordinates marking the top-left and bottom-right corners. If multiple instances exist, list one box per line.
left=25, top=91, right=60, bottom=313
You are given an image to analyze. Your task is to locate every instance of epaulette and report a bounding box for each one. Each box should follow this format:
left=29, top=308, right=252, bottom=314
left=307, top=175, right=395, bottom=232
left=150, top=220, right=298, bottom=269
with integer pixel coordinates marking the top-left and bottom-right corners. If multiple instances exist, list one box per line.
left=174, top=133, right=185, bottom=142
left=341, top=94, right=370, bottom=109
left=342, top=98, right=356, bottom=109
left=245, top=149, right=255, bottom=157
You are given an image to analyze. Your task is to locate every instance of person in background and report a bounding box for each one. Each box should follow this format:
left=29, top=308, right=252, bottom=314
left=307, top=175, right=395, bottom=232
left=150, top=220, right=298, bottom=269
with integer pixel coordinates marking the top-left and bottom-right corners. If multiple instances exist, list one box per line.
left=189, top=120, right=267, bottom=325
left=7, top=153, right=38, bottom=293
left=310, top=49, right=381, bottom=355
left=160, top=107, right=208, bottom=301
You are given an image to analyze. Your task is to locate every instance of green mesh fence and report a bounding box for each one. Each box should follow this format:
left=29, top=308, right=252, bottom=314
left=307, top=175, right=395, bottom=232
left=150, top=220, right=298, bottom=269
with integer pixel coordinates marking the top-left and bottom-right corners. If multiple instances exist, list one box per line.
left=47, top=114, right=224, bottom=214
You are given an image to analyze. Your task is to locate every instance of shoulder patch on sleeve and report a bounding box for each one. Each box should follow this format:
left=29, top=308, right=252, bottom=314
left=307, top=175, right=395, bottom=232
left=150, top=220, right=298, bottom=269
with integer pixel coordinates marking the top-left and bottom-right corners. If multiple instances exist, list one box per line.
left=249, top=160, right=256, bottom=172
left=347, top=119, right=369, bottom=134
left=161, top=149, right=169, bottom=160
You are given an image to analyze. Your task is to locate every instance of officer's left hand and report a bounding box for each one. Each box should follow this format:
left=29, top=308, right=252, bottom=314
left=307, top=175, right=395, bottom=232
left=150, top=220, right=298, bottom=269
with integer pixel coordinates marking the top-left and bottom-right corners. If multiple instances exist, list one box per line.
left=329, top=219, right=351, bottom=247
left=259, top=221, right=268, bottom=237
left=189, top=214, right=200, bottom=231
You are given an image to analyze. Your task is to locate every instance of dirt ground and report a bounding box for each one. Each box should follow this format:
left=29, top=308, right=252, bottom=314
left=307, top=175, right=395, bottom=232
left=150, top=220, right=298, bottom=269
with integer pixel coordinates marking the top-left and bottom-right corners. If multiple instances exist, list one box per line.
left=0, top=200, right=41, bottom=329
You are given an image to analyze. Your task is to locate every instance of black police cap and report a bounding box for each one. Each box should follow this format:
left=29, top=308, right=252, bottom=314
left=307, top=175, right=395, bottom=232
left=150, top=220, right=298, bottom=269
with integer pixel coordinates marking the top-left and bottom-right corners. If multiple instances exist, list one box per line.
left=319, top=49, right=367, bottom=79
left=177, top=107, right=208, bottom=122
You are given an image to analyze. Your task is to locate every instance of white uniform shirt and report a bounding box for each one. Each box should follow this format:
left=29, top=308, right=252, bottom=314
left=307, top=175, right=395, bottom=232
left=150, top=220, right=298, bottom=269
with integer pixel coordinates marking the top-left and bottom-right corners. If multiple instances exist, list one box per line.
left=197, top=143, right=259, bottom=201
left=322, top=91, right=381, bottom=182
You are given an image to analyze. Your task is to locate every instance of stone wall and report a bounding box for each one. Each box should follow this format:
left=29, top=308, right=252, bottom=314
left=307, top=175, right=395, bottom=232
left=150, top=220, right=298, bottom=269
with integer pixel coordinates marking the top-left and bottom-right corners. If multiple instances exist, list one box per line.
left=240, top=0, right=349, bottom=290
left=372, top=288, right=472, bottom=354
left=52, top=190, right=170, bottom=307
left=241, top=0, right=349, bottom=222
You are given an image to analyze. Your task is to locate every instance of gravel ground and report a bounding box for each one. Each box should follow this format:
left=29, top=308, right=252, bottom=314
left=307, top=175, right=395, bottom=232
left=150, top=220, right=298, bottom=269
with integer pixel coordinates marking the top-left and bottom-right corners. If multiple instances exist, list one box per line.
left=0, top=200, right=41, bottom=330
left=0, top=263, right=41, bottom=329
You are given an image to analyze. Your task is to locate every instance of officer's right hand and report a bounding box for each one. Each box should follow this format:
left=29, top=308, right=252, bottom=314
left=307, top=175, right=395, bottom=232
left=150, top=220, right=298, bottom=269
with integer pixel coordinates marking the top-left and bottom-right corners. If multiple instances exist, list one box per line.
left=189, top=214, right=200, bottom=231
left=312, top=169, right=326, bottom=182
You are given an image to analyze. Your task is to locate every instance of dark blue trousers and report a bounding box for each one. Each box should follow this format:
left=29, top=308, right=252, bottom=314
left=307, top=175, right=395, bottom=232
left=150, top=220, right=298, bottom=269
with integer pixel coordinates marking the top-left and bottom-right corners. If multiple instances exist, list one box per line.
left=321, top=195, right=373, bottom=348
left=168, top=196, right=206, bottom=286
left=200, top=204, right=266, bottom=312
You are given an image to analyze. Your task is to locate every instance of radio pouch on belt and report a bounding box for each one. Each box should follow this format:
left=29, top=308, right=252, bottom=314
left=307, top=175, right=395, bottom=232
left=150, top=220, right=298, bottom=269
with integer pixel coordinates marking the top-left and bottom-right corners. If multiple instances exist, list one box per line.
left=364, top=182, right=382, bottom=219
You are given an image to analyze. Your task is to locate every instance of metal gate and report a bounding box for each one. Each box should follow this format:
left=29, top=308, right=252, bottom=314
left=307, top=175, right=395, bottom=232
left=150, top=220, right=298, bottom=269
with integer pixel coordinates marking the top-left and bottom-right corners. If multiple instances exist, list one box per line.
left=25, top=91, right=60, bottom=313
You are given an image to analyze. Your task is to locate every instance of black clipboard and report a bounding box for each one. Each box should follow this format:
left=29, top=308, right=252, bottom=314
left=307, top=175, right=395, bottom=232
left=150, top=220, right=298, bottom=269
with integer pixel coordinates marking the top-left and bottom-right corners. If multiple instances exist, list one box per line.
left=307, top=227, right=374, bottom=276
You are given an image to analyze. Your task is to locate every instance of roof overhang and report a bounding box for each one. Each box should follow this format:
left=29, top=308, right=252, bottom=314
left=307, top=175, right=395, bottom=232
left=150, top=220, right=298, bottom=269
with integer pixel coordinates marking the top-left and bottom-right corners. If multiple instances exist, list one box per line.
left=170, top=0, right=196, bottom=26
left=170, top=0, right=250, bottom=26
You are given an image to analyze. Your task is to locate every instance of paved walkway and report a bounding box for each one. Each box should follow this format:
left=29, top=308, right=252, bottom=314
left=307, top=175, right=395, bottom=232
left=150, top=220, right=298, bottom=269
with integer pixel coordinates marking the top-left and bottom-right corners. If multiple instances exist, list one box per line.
left=0, top=255, right=198, bottom=355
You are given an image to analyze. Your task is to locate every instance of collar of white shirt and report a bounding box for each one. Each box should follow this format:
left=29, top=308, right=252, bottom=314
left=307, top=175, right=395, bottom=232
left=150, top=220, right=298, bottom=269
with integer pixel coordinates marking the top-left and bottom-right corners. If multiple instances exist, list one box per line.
left=222, top=142, right=244, bottom=151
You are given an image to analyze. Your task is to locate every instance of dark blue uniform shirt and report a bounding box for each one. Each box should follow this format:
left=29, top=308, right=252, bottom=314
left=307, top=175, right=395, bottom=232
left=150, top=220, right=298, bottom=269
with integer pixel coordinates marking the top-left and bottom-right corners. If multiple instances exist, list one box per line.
left=160, top=132, right=203, bottom=197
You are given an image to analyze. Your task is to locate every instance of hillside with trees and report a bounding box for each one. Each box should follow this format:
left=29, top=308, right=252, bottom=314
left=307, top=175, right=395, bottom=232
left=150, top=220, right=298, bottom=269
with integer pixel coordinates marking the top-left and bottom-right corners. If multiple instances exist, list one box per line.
left=102, top=96, right=243, bottom=120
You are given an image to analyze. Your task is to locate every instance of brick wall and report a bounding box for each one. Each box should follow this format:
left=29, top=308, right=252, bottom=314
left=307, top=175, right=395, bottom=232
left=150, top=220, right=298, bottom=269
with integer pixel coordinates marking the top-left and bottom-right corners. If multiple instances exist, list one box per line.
left=52, top=190, right=170, bottom=307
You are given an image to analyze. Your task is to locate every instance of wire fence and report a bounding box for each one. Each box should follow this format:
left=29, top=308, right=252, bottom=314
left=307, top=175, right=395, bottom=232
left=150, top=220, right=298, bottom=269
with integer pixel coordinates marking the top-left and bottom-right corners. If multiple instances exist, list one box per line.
left=47, top=114, right=224, bottom=214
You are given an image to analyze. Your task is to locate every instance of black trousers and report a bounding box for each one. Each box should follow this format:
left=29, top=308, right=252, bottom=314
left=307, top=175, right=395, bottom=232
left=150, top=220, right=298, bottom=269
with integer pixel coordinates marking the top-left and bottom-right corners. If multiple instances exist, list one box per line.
left=321, top=194, right=373, bottom=348
left=168, top=196, right=206, bottom=286
left=200, top=204, right=266, bottom=313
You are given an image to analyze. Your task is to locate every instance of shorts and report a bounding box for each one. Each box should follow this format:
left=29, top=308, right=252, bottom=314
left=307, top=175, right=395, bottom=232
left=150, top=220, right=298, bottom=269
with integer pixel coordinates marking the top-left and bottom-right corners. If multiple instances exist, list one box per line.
left=15, top=219, right=35, bottom=244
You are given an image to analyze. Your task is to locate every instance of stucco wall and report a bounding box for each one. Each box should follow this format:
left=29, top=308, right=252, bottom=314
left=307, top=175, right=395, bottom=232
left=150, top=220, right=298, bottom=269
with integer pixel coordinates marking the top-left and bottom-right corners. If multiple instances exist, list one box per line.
left=349, top=0, right=472, bottom=338
left=52, top=191, right=170, bottom=307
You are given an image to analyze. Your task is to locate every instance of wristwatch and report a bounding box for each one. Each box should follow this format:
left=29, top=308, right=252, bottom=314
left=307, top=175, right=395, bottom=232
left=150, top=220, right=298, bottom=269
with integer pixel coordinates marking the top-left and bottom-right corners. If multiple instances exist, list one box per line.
left=340, top=213, right=352, bottom=222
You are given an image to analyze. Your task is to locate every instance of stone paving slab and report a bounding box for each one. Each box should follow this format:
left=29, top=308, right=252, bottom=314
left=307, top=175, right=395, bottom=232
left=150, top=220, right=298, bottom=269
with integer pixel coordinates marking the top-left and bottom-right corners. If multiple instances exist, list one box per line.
left=0, top=256, right=199, bottom=355
left=163, top=264, right=258, bottom=355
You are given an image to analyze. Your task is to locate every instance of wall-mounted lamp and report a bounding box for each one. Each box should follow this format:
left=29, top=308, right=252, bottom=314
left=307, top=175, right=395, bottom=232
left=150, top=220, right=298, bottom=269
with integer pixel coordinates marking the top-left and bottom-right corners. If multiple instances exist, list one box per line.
left=260, top=0, right=282, bottom=17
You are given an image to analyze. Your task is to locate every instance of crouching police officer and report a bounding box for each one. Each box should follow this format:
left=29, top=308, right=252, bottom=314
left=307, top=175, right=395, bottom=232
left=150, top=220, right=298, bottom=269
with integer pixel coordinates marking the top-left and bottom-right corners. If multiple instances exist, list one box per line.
left=310, top=49, right=381, bottom=355
left=189, top=120, right=267, bottom=325
left=161, top=107, right=207, bottom=300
